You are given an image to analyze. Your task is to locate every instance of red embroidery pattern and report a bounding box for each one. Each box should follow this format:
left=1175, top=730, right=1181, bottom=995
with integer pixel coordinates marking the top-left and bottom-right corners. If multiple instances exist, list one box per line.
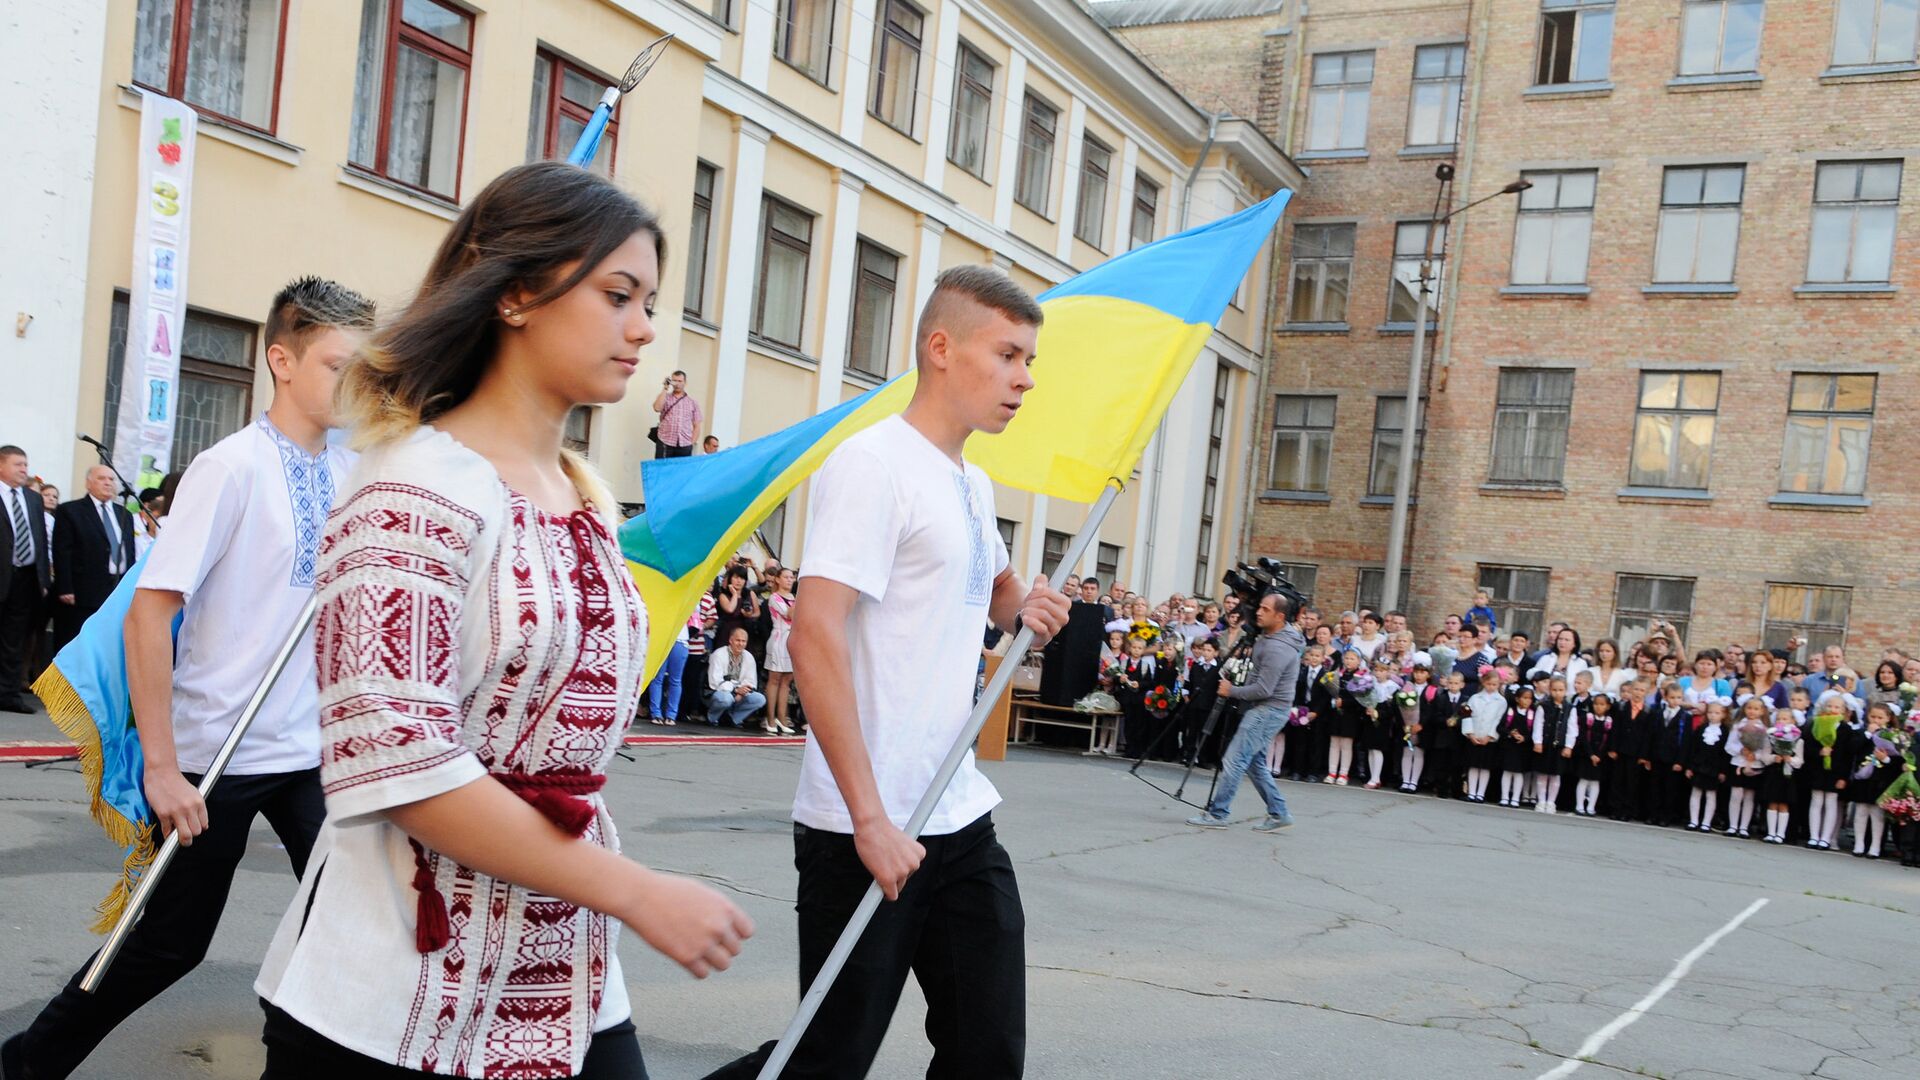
left=316, top=482, right=645, bottom=1077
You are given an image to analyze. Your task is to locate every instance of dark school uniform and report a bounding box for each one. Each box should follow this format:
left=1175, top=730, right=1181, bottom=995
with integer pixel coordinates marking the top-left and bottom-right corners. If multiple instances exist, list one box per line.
left=1534, top=699, right=1577, bottom=778
left=1296, top=663, right=1336, bottom=778
left=1499, top=705, right=1537, bottom=774
left=1574, top=708, right=1612, bottom=781
left=1607, top=698, right=1654, bottom=821
left=1648, top=702, right=1694, bottom=825
left=1687, top=723, right=1731, bottom=791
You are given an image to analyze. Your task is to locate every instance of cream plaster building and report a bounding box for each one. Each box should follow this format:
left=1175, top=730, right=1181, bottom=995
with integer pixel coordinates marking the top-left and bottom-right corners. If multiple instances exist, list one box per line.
left=2, top=0, right=1301, bottom=597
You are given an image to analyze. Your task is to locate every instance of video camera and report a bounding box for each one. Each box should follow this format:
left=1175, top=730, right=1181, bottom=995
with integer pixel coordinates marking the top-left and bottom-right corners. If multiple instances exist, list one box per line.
left=1220, top=557, right=1307, bottom=628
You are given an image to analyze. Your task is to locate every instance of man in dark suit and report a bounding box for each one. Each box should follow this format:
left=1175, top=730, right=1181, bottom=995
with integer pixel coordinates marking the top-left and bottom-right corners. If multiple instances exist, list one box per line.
left=0, top=444, right=54, bottom=711
left=51, top=465, right=138, bottom=654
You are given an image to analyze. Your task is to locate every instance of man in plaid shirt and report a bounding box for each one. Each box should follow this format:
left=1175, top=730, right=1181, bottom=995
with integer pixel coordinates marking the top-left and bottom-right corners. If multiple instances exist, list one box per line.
left=652, top=370, right=703, bottom=458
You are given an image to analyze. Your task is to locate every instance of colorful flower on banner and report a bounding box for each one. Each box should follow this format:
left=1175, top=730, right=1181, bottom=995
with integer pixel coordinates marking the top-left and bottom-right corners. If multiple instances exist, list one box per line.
left=157, top=117, right=183, bottom=166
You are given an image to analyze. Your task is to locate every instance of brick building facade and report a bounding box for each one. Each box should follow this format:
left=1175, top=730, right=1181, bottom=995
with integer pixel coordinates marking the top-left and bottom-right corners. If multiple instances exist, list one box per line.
left=1103, top=0, right=1920, bottom=660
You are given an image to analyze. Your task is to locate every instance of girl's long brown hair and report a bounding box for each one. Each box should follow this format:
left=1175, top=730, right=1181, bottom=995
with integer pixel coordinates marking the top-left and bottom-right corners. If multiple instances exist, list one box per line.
left=339, top=162, right=664, bottom=509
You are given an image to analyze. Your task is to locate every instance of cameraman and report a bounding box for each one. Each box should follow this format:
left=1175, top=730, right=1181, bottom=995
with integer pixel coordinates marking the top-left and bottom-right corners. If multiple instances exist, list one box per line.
left=1186, top=589, right=1304, bottom=832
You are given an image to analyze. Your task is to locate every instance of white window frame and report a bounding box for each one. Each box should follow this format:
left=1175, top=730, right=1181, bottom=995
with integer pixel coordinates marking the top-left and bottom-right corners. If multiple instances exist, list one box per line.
left=1628, top=371, right=1722, bottom=491
left=1510, top=170, right=1597, bottom=286
left=1678, top=0, right=1765, bottom=76
left=1807, top=160, right=1902, bottom=284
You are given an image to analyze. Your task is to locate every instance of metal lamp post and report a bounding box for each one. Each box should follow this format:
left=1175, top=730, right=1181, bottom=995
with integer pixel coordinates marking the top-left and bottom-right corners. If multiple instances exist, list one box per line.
left=1379, top=169, right=1532, bottom=615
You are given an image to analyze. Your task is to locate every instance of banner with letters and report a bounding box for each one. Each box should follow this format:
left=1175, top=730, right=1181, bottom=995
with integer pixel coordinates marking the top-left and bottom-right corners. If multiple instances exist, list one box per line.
left=112, top=90, right=197, bottom=489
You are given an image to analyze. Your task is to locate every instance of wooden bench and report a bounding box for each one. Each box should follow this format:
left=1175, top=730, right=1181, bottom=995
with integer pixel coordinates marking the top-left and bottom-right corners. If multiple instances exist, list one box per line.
left=1009, top=696, right=1122, bottom=754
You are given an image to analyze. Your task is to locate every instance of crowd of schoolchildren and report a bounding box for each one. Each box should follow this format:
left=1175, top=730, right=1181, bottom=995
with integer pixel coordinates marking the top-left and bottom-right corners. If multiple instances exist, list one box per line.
left=1068, top=579, right=1920, bottom=868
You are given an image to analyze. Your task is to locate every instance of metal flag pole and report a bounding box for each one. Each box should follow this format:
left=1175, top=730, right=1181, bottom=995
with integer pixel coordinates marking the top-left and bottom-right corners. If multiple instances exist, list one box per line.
left=753, top=481, right=1123, bottom=1080
left=566, top=34, right=675, bottom=168
left=81, top=593, right=320, bottom=992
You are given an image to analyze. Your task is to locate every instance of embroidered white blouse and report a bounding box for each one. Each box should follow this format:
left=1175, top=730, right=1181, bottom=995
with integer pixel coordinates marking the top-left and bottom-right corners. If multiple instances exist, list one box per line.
left=257, top=427, right=648, bottom=1078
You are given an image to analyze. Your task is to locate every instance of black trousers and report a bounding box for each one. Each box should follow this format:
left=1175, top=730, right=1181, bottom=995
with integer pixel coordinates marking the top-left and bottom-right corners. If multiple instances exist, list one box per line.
left=12, top=768, right=324, bottom=1080
left=784, top=813, right=1024, bottom=1079
left=655, top=442, right=694, bottom=459
left=0, top=563, right=43, bottom=699
left=260, top=1003, right=648, bottom=1079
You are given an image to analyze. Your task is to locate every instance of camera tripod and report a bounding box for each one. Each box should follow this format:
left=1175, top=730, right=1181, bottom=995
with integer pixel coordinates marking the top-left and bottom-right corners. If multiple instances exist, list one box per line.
left=1127, top=630, right=1256, bottom=809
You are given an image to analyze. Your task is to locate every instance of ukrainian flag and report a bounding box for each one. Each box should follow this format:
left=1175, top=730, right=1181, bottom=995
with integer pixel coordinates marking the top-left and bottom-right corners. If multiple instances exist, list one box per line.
left=623, top=191, right=1290, bottom=679
left=31, top=560, right=161, bottom=931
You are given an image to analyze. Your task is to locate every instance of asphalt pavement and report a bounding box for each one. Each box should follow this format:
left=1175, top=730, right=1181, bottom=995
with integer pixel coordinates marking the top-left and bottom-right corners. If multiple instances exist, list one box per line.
left=3, top=731, right=1916, bottom=1079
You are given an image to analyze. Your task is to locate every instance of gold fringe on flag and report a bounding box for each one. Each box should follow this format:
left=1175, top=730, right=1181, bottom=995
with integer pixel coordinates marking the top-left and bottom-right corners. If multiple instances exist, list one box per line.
left=30, top=667, right=158, bottom=933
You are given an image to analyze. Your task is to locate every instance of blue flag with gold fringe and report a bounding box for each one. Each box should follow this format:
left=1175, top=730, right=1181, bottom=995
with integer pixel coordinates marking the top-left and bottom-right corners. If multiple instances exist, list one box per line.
left=32, top=557, right=163, bottom=932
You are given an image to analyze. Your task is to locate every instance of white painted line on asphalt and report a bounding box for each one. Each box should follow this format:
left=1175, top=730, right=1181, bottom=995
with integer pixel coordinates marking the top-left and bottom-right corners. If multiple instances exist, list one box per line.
left=1534, top=897, right=1769, bottom=1080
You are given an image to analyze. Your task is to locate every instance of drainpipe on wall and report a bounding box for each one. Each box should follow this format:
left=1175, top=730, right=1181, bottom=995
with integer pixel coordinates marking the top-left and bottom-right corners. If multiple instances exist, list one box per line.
left=1143, top=109, right=1222, bottom=597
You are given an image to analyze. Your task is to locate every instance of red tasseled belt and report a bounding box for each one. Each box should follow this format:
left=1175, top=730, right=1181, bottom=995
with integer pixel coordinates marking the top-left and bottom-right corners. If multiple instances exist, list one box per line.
left=408, top=770, right=606, bottom=952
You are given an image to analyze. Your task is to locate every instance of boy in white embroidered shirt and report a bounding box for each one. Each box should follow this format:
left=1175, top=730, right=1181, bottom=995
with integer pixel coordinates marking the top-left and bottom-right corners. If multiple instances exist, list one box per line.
left=5, top=278, right=373, bottom=1080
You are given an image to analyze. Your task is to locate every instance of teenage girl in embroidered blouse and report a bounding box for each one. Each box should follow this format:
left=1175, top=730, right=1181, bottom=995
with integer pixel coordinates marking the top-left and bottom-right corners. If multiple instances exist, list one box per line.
left=255, top=164, right=753, bottom=1080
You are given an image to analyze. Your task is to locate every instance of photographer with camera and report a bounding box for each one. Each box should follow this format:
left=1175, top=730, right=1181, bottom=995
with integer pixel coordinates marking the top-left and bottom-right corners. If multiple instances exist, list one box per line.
left=1185, top=587, right=1305, bottom=832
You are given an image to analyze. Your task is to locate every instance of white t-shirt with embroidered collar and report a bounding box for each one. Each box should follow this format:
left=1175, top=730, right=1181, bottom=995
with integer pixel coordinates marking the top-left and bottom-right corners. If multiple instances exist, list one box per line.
left=138, top=416, right=352, bottom=776
left=795, top=415, right=1009, bottom=835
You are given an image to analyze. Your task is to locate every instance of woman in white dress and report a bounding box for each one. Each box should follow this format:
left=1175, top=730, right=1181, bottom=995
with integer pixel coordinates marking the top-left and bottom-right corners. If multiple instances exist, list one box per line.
left=763, top=567, right=798, bottom=734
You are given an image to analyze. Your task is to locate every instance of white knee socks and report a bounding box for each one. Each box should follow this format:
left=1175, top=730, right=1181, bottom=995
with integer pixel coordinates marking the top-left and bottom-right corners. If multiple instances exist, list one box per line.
left=1866, top=806, right=1885, bottom=855
left=1729, top=789, right=1752, bottom=833
left=1817, top=792, right=1841, bottom=846
left=1330, top=738, right=1353, bottom=780
left=1268, top=731, right=1287, bottom=776
left=1853, top=803, right=1870, bottom=854
left=1547, top=775, right=1563, bottom=807
left=1401, top=747, right=1424, bottom=789
left=1468, top=768, right=1490, bottom=799
left=1368, top=749, right=1385, bottom=784
left=1502, top=772, right=1524, bottom=805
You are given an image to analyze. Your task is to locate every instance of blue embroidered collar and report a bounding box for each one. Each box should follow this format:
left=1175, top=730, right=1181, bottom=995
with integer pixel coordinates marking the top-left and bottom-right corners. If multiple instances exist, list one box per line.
left=257, top=415, right=334, bottom=588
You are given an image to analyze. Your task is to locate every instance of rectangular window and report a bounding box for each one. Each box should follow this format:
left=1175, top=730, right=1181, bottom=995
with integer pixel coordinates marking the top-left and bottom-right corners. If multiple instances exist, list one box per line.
left=349, top=0, right=473, bottom=201
left=708, top=1, right=732, bottom=23
left=1477, top=565, right=1550, bottom=643
left=104, top=292, right=256, bottom=469
left=1511, top=170, right=1596, bottom=286
left=1131, top=174, right=1160, bottom=249
left=1097, top=543, right=1121, bottom=585
left=1489, top=368, right=1575, bottom=485
left=528, top=51, right=618, bottom=176
left=1075, top=137, right=1113, bottom=248
left=1367, top=395, right=1425, bottom=498
left=1611, top=575, right=1695, bottom=654
left=133, top=0, right=288, bottom=132
left=1306, top=51, right=1373, bottom=152
left=1763, top=583, right=1851, bottom=660
left=1269, top=394, right=1336, bottom=493
left=947, top=43, right=994, bottom=178
left=1629, top=371, right=1721, bottom=490
left=685, top=162, right=717, bottom=318
left=996, top=517, right=1018, bottom=555
left=1356, top=568, right=1413, bottom=616
left=1194, top=365, right=1229, bottom=595
left=870, top=0, right=923, bottom=134
left=1679, top=0, right=1764, bottom=75
left=1015, top=94, right=1058, bottom=215
left=776, top=0, right=835, bottom=84
left=1042, top=529, right=1071, bottom=579
left=1287, top=223, right=1354, bottom=324
left=563, top=406, right=593, bottom=454
left=1536, top=0, right=1615, bottom=85
left=847, top=240, right=900, bottom=379
left=759, top=500, right=788, bottom=559
left=1833, top=0, right=1920, bottom=68
left=1275, top=562, right=1318, bottom=602
left=1781, top=373, right=1876, bottom=495
left=753, top=196, right=814, bottom=351
left=1388, top=221, right=1446, bottom=323
left=1808, top=160, right=1902, bottom=284
left=1406, top=43, right=1466, bottom=147
left=1654, top=165, right=1744, bottom=283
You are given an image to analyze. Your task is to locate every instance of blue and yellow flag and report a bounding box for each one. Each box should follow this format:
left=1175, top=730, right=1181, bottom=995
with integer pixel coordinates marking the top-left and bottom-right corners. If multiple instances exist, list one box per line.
left=623, top=192, right=1289, bottom=679
left=32, top=560, right=161, bottom=932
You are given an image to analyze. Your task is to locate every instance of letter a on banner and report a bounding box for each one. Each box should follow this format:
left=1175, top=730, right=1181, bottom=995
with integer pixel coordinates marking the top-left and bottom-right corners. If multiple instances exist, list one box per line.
left=112, top=91, right=197, bottom=489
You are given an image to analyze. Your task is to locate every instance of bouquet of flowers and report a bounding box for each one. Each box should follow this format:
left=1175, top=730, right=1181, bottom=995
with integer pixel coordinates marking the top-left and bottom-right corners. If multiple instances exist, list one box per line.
left=1144, top=686, right=1174, bottom=716
left=1898, top=681, right=1919, bottom=711
left=1128, top=621, right=1161, bottom=645
left=1074, top=691, right=1120, bottom=714
left=1318, top=668, right=1342, bottom=692
left=1393, top=688, right=1421, bottom=710
left=1811, top=712, right=1841, bottom=770
left=1881, top=794, right=1920, bottom=826
left=1879, top=767, right=1920, bottom=812
left=1767, top=722, right=1800, bottom=777
left=1289, top=706, right=1312, bottom=728
left=1343, top=669, right=1377, bottom=697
